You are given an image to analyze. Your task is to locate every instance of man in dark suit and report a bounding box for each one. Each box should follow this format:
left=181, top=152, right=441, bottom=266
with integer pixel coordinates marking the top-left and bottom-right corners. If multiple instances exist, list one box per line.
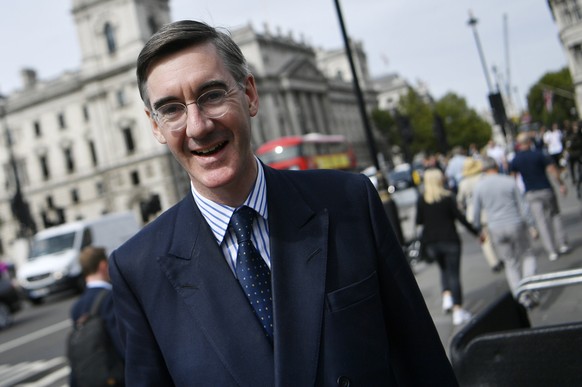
left=70, top=246, right=123, bottom=386
left=109, top=20, right=458, bottom=386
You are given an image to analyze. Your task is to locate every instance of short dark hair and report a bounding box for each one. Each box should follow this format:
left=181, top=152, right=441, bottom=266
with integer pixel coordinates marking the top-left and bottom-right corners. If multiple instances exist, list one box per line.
left=136, top=20, right=250, bottom=109
left=79, top=246, right=107, bottom=277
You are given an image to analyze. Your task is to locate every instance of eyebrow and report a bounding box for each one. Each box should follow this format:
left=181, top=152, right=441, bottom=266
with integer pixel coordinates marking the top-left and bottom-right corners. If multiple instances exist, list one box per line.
left=151, top=79, right=230, bottom=111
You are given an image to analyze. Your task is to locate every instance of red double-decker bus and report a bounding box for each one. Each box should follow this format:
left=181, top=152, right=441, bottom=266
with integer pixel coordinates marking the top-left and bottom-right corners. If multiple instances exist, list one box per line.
left=255, top=133, right=357, bottom=171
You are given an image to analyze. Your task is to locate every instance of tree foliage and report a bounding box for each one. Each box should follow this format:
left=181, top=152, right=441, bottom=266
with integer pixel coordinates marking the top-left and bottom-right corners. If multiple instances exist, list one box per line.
left=526, top=67, right=577, bottom=126
left=434, top=93, right=491, bottom=148
left=371, top=89, right=492, bottom=161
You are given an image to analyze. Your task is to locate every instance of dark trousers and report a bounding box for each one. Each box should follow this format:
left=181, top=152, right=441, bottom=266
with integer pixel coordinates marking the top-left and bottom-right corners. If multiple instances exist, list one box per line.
left=425, top=241, right=463, bottom=305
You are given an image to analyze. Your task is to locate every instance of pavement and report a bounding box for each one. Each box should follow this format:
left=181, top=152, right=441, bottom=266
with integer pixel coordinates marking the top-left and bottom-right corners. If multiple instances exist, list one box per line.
left=402, top=181, right=582, bottom=355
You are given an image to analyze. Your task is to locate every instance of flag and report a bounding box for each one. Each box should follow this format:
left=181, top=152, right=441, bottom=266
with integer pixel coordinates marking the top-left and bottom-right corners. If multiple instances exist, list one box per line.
left=543, top=89, right=553, bottom=113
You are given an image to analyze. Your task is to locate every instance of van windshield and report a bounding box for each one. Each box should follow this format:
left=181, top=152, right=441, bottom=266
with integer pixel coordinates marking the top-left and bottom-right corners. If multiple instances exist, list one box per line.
left=29, top=232, right=77, bottom=259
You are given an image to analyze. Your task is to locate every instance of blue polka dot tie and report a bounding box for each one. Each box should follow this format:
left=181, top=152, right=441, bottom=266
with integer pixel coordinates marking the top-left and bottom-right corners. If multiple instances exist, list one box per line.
left=231, top=206, right=273, bottom=340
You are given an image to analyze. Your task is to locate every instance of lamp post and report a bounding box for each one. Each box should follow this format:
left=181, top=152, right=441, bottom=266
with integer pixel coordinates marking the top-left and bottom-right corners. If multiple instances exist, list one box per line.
left=467, top=11, right=512, bottom=140
left=332, top=0, right=404, bottom=245
left=467, top=11, right=493, bottom=93
left=0, top=94, right=36, bottom=238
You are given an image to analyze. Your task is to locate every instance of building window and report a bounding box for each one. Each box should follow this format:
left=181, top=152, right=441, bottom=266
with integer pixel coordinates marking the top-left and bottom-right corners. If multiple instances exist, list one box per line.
left=148, top=16, right=158, bottom=35
left=130, top=170, right=140, bottom=186
left=64, top=147, right=75, bottom=173
left=122, top=127, right=136, bottom=153
left=83, top=105, right=90, bottom=122
left=33, top=120, right=42, bottom=137
left=89, top=140, right=98, bottom=166
left=572, top=44, right=582, bottom=67
left=116, top=89, right=126, bottom=107
left=71, top=188, right=79, bottom=204
left=58, top=112, right=66, bottom=129
left=104, top=22, right=117, bottom=54
left=96, top=181, right=105, bottom=195
left=39, top=155, right=50, bottom=180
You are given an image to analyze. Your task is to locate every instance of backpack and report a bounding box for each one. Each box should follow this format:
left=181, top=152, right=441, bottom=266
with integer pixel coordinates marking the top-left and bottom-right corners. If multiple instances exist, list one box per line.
left=67, top=289, right=125, bottom=387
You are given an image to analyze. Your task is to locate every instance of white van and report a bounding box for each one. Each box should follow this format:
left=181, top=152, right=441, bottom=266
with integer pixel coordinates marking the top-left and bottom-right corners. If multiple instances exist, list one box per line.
left=17, top=212, right=140, bottom=304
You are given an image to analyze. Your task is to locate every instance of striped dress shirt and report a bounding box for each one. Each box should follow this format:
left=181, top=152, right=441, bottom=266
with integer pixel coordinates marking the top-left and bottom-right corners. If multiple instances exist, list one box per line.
left=191, top=158, right=271, bottom=276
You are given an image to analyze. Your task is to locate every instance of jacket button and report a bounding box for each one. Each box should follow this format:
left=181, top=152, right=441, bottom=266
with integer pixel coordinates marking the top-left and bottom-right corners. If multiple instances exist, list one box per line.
left=337, top=376, right=351, bottom=387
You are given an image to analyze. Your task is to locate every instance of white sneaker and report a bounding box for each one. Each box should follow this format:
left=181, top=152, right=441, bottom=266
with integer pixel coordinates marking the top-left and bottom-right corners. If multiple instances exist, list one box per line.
left=559, top=245, right=570, bottom=254
left=453, top=309, right=472, bottom=326
left=442, top=294, right=453, bottom=313
left=549, top=253, right=559, bottom=261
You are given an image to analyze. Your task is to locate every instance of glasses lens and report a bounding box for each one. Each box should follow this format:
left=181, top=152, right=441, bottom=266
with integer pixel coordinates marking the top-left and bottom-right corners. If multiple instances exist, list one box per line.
left=157, top=103, right=187, bottom=131
left=198, top=89, right=230, bottom=118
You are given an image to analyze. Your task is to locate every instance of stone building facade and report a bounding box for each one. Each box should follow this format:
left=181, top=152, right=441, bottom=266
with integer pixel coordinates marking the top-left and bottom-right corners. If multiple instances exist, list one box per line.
left=0, top=0, right=381, bottom=260
left=548, top=0, right=582, bottom=112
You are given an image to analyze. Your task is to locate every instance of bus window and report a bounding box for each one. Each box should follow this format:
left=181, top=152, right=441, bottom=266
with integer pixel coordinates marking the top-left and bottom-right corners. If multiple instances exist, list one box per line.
left=256, top=133, right=357, bottom=171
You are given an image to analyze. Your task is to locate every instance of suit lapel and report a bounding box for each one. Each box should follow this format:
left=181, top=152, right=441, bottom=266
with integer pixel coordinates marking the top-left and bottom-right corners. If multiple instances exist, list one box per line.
left=265, top=168, right=328, bottom=386
left=157, top=196, right=275, bottom=386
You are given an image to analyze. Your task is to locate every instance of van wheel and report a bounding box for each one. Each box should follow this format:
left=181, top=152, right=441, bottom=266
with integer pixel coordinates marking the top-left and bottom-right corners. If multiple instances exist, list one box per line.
left=0, top=303, right=13, bottom=329
left=29, top=297, right=44, bottom=306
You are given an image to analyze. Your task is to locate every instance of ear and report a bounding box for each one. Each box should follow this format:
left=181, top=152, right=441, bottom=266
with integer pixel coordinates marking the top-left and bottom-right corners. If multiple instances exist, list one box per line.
left=98, top=259, right=109, bottom=275
left=146, top=108, right=167, bottom=144
left=243, top=74, right=259, bottom=117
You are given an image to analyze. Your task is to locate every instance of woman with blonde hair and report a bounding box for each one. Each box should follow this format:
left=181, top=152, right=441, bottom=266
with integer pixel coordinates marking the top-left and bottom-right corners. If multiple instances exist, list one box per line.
left=416, top=168, right=479, bottom=326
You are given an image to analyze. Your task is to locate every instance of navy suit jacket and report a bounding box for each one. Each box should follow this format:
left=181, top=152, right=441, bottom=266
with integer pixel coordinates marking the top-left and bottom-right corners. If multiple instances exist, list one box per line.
left=110, top=166, right=458, bottom=386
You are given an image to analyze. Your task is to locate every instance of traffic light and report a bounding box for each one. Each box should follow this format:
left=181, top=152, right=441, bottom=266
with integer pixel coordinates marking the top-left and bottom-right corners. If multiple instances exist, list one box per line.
left=488, top=92, right=508, bottom=137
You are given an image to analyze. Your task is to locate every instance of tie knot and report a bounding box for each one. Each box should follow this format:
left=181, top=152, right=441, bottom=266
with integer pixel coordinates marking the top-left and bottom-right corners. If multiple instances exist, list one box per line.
left=231, top=206, right=255, bottom=244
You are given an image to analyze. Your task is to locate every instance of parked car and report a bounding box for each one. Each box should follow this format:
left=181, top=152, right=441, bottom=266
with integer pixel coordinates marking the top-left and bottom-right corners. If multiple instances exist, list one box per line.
left=387, top=164, right=415, bottom=194
left=0, top=263, right=22, bottom=329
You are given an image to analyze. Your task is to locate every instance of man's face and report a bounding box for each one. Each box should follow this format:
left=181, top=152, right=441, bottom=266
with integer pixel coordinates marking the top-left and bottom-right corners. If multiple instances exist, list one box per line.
left=145, top=42, right=259, bottom=205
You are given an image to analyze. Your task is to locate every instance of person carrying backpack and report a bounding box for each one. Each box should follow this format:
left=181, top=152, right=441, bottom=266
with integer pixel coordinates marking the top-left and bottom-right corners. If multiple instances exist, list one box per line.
left=68, top=246, right=124, bottom=387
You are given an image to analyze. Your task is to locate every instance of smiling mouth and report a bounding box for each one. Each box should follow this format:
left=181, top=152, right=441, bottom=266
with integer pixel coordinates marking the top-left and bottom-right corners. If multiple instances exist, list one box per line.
left=191, top=141, right=228, bottom=156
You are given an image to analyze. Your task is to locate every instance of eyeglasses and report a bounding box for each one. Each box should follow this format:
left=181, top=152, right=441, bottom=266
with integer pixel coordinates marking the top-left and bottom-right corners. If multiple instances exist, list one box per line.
left=152, top=86, right=241, bottom=132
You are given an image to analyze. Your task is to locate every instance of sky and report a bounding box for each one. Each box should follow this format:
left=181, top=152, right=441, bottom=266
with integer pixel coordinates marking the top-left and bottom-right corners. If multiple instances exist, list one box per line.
left=0, top=0, right=567, bottom=114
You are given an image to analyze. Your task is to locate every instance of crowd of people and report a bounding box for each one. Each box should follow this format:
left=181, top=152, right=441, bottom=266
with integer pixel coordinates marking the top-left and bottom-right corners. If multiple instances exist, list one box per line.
left=414, top=120, right=579, bottom=321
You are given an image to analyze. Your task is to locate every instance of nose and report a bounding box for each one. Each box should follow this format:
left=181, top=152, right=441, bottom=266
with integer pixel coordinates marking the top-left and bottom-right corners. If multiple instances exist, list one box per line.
left=184, top=103, right=213, bottom=138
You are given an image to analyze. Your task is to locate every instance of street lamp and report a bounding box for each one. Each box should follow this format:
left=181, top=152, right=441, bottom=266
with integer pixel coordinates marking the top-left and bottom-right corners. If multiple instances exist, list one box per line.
left=0, top=94, right=37, bottom=238
left=467, top=11, right=493, bottom=93
left=467, top=11, right=512, bottom=140
left=332, top=0, right=404, bottom=245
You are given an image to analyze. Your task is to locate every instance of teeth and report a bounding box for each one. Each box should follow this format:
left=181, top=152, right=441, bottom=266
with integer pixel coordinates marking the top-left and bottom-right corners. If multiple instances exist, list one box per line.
left=193, top=142, right=225, bottom=155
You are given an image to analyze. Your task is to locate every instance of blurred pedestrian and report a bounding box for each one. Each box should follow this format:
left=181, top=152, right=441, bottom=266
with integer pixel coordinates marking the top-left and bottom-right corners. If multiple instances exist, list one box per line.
left=473, top=157, right=539, bottom=308
left=457, top=158, right=503, bottom=272
left=416, top=168, right=479, bottom=326
left=564, top=121, right=582, bottom=185
left=69, top=247, right=124, bottom=387
left=486, top=140, right=508, bottom=174
left=445, top=146, right=467, bottom=194
left=543, top=123, right=564, bottom=168
left=510, top=132, right=569, bottom=261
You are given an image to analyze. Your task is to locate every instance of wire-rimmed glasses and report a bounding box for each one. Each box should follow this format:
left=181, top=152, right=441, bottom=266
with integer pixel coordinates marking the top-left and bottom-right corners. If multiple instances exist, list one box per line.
left=152, top=85, right=241, bottom=132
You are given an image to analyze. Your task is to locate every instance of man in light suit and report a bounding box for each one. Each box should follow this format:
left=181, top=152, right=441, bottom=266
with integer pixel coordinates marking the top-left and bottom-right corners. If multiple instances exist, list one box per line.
left=109, top=20, right=458, bottom=386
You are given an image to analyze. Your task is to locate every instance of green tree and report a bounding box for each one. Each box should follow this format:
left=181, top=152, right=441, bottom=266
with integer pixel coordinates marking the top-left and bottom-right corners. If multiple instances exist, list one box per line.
left=371, top=108, right=398, bottom=147
left=397, top=89, right=434, bottom=156
left=434, top=93, right=491, bottom=150
left=371, top=89, right=494, bottom=161
left=527, top=67, right=577, bottom=126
